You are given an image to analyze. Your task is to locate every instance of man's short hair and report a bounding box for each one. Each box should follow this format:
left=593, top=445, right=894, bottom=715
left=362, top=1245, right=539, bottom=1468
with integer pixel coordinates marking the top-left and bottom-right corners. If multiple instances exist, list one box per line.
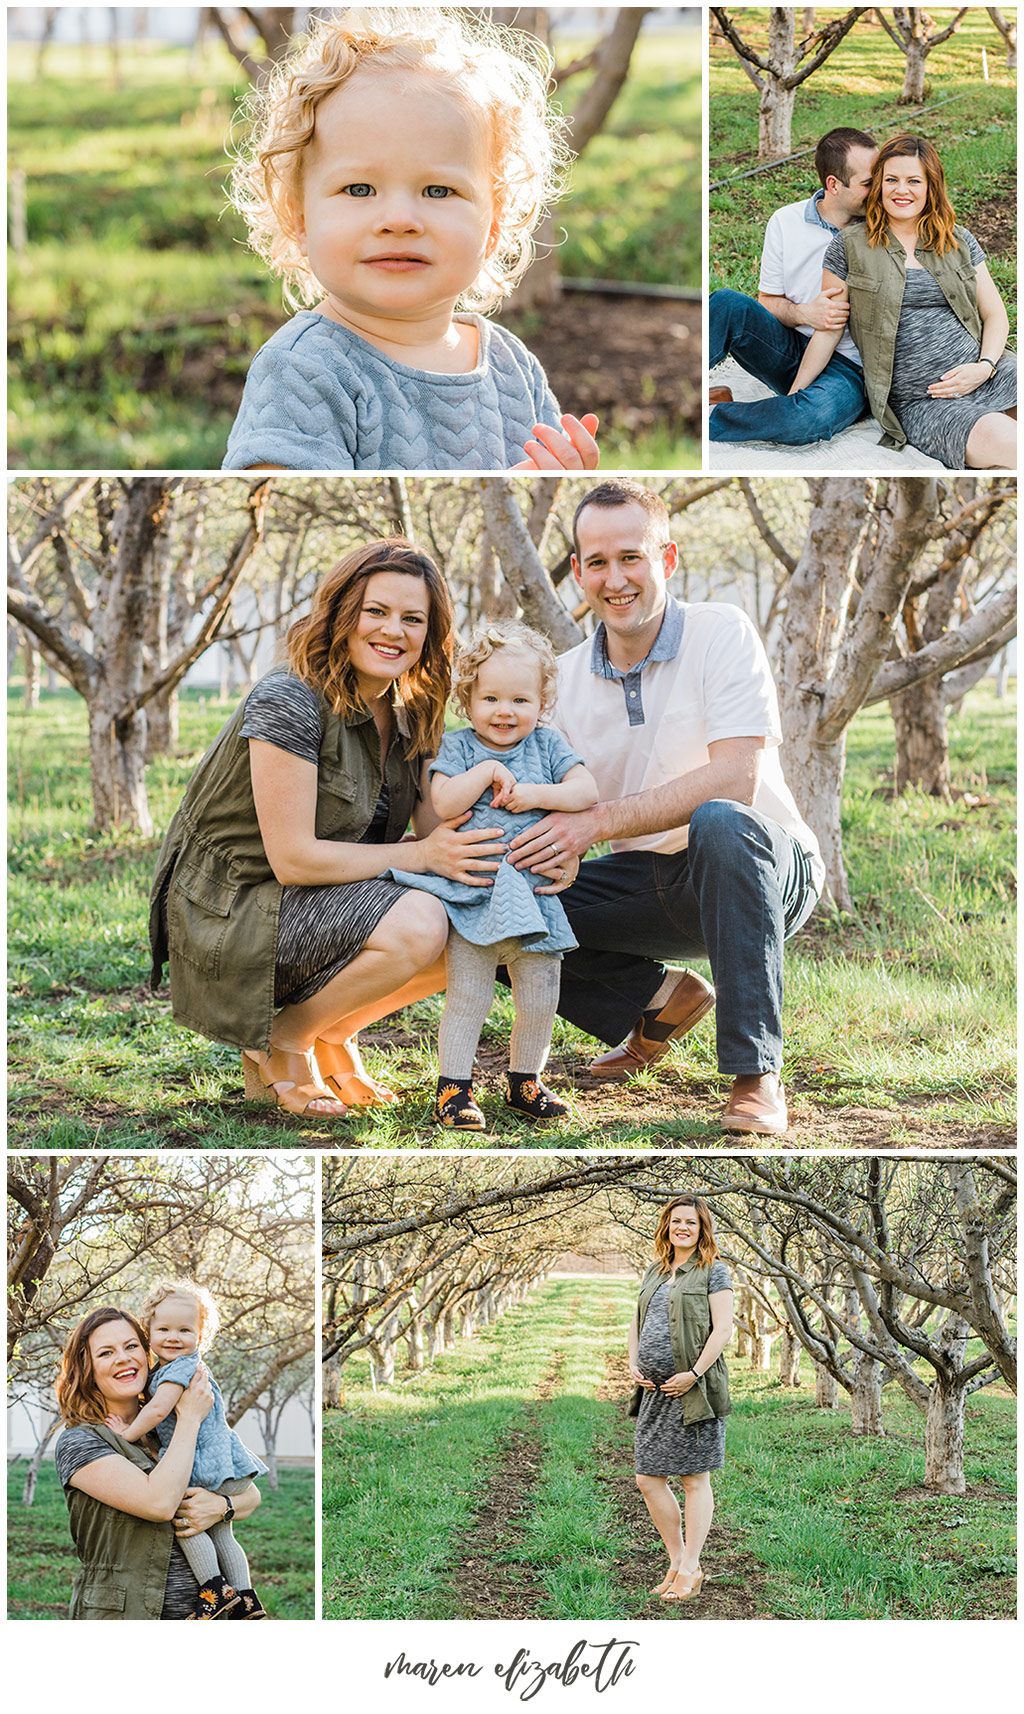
left=572, top=480, right=671, bottom=560
left=814, top=127, right=877, bottom=189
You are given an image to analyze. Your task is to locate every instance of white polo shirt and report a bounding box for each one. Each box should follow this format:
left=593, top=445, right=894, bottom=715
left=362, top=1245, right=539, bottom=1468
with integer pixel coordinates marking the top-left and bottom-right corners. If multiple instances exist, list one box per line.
left=553, top=597, right=825, bottom=893
left=759, top=192, right=862, bottom=366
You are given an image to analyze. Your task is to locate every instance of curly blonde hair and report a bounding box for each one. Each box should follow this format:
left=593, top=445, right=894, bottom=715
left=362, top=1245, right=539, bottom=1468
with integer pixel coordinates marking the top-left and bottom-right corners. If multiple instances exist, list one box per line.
left=453, top=620, right=559, bottom=721
left=229, top=6, right=570, bottom=314
left=140, top=1278, right=221, bottom=1355
left=652, top=1197, right=719, bottom=1274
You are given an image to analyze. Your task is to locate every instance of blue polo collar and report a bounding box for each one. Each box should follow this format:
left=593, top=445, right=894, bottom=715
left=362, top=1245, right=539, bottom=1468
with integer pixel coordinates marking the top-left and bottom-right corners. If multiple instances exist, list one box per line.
left=804, top=188, right=840, bottom=234
left=589, top=595, right=685, bottom=726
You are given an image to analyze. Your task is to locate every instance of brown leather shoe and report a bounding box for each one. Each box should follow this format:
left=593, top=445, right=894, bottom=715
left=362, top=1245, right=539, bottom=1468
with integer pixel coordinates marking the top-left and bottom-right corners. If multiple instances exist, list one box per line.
left=588, top=970, right=715, bottom=1081
left=720, top=1076, right=788, bottom=1135
left=708, top=386, right=733, bottom=406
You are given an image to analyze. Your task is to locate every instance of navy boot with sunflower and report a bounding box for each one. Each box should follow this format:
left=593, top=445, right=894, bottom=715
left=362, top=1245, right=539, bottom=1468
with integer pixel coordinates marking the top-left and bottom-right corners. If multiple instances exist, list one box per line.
left=186, top=1573, right=241, bottom=1619
left=434, top=1077, right=486, bottom=1129
left=506, top=1072, right=570, bottom=1122
left=230, top=1587, right=269, bottom=1619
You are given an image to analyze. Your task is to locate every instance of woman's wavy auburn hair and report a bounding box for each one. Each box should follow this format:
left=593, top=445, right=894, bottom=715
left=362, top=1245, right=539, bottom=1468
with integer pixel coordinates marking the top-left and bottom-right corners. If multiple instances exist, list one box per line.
left=652, top=1196, right=719, bottom=1273
left=286, top=539, right=453, bottom=758
left=229, top=6, right=570, bottom=313
left=140, top=1278, right=221, bottom=1356
left=452, top=619, right=559, bottom=722
left=866, top=134, right=958, bottom=254
left=55, top=1307, right=150, bottom=1428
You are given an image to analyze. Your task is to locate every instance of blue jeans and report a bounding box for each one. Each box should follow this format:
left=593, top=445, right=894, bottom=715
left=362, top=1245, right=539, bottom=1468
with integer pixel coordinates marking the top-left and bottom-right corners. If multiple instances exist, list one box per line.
left=709, top=288, right=867, bottom=445
left=549, top=801, right=820, bottom=1075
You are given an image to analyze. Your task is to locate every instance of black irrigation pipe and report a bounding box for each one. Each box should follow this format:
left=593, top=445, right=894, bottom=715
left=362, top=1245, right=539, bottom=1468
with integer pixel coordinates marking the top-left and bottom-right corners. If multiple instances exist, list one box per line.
left=560, top=277, right=703, bottom=302
left=708, top=91, right=972, bottom=191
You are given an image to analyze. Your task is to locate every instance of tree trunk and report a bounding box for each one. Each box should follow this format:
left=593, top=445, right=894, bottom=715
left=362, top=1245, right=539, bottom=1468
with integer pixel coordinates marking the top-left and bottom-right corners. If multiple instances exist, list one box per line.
left=814, top=1362, right=840, bottom=1409
left=23, top=635, right=40, bottom=707
left=776, top=479, right=870, bottom=909
left=261, top=1426, right=279, bottom=1491
left=849, top=1351, right=885, bottom=1434
left=145, top=684, right=180, bottom=759
left=88, top=689, right=152, bottom=836
left=21, top=1414, right=60, bottom=1506
left=899, top=35, right=929, bottom=102
left=986, top=8, right=1017, bottom=66
left=758, top=78, right=797, bottom=160
left=370, top=1338, right=395, bottom=1389
left=891, top=674, right=951, bottom=795
left=405, top=1312, right=424, bottom=1371
left=778, top=1327, right=803, bottom=1386
left=923, top=1376, right=967, bottom=1493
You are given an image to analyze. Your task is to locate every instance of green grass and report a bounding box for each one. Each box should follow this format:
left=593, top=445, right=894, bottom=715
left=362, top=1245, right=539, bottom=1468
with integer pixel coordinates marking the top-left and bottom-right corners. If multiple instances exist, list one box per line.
left=7, top=27, right=700, bottom=469
left=6, top=679, right=1015, bottom=1148
left=323, top=1278, right=1016, bottom=1621
left=709, top=8, right=1017, bottom=335
left=6, top=1461, right=315, bottom=1620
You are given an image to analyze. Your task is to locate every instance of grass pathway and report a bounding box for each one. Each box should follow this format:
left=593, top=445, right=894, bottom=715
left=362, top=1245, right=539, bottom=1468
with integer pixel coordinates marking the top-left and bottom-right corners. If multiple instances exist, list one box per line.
left=323, top=1278, right=1016, bottom=1622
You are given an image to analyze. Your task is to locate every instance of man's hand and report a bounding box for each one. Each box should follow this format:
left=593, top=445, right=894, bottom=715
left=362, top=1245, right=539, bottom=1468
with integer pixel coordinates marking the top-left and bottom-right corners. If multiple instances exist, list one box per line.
left=511, top=414, right=600, bottom=471
left=507, top=807, right=601, bottom=871
left=799, top=285, right=849, bottom=332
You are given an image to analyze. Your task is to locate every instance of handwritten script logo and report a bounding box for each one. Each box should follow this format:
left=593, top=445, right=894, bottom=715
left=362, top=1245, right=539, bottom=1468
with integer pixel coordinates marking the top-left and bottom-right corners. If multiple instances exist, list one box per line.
left=384, top=1639, right=640, bottom=1700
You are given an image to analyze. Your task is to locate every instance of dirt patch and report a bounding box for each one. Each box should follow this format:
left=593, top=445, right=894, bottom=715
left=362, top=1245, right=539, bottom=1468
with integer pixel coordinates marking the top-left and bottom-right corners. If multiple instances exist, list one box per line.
left=893, top=1481, right=1015, bottom=1504
left=448, top=1416, right=550, bottom=1620
left=499, top=291, right=702, bottom=438
left=446, top=1338, right=574, bottom=1621
left=966, top=180, right=1017, bottom=257
left=595, top=1355, right=780, bottom=1621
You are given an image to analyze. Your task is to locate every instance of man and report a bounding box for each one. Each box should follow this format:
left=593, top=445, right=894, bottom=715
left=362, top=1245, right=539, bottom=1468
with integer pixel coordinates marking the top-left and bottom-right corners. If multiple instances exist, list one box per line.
left=508, top=480, right=825, bottom=1136
left=709, top=127, right=877, bottom=446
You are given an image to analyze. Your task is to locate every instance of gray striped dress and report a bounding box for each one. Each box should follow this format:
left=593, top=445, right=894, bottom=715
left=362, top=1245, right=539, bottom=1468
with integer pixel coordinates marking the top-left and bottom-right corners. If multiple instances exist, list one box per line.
left=240, top=675, right=412, bottom=1006
left=823, top=227, right=1016, bottom=468
left=634, top=1261, right=732, bottom=1476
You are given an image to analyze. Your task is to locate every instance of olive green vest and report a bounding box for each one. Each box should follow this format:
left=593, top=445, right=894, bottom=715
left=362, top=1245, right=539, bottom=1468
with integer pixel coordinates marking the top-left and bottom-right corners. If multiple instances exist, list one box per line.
left=840, top=222, right=983, bottom=449
left=148, top=672, right=421, bottom=1049
left=636, top=1259, right=732, bottom=1425
left=64, top=1425, right=175, bottom=1621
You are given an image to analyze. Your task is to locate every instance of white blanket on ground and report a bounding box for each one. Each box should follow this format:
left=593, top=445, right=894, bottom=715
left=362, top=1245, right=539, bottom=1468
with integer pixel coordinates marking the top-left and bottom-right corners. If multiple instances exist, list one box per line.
left=708, top=357, right=946, bottom=472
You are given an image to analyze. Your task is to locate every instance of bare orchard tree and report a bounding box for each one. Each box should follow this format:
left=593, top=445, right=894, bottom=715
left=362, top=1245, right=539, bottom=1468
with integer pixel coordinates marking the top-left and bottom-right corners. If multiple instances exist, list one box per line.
left=7, top=479, right=271, bottom=833
left=499, top=8, right=653, bottom=308
left=710, top=7, right=870, bottom=159
left=689, top=1156, right=1016, bottom=1494
left=889, top=479, right=1016, bottom=794
left=986, top=6, right=1018, bottom=67
left=207, top=7, right=300, bottom=85
left=873, top=7, right=968, bottom=103
left=774, top=478, right=1016, bottom=907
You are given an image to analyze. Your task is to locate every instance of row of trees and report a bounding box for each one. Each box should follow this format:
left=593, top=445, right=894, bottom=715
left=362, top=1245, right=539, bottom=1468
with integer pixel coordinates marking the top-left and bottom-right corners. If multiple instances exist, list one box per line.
left=8, top=474, right=1016, bottom=907
left=323, top=1154, right=1016, bottom=1495
left=712, top=7, right=1016, bottom=159
left=7, top=1155, right=315, bottom=1497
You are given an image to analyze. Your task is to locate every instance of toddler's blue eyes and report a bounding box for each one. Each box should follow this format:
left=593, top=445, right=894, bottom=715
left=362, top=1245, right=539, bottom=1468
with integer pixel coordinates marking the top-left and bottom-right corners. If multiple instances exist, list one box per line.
left=424, top=185, right=452, bottom=199
left=343, top=184, right=373, bottom=198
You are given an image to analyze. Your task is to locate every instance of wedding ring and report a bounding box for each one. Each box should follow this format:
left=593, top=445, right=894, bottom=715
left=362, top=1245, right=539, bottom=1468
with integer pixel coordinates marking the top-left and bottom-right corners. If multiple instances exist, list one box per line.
left=549, top=844, right=559, bottom=858
left=556, top=868, right=567, bottom=881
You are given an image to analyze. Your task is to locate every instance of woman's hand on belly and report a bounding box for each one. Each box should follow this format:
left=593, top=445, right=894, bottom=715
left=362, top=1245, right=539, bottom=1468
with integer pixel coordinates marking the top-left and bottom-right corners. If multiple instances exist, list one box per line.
left=629, top=1361, right=657, bottom=1390
left=928, top=361, right=992, bottom=399
left=660, top=1370, right=698, bottom=1396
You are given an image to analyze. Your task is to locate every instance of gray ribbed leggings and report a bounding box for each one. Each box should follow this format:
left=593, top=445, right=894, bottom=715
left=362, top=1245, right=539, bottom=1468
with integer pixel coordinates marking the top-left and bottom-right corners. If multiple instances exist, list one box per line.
left=439, top=930, right=562, bottom=1079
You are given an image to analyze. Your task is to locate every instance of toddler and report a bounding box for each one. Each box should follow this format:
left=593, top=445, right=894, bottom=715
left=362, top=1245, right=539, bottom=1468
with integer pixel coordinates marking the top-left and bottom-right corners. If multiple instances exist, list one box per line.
left=224, top=6, right=599, bottom=472
left=111, top=1279, right=269, bottom=1620
left=389, top=622, right=597, bottom=1129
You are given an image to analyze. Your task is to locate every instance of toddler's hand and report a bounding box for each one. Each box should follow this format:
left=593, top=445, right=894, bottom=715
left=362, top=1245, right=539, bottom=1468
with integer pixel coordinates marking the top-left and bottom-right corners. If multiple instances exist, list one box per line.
left=502, top=782, right=537, bottom=813
left=511, top=413, right=600, bottom=471
left=489, top=762, right=518, bottom=806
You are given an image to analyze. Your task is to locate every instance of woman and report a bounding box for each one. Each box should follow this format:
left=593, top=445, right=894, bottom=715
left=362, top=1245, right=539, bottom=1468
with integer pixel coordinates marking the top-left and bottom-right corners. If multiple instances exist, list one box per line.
left=149, top=539, right=566, bottom=1117
left=790, top=135, right=1016, bottom=468
left=53, top=1305, right=262, bottom=1620
left=628, top=1194, right=733, bottom=1603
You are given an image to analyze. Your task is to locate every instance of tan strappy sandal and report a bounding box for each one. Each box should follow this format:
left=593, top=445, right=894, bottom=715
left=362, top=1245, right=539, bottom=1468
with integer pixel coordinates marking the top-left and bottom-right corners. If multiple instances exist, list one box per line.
left=242, top=1048, right=347, bottom=1117
left=314, top=1036, right=398, bottom=1108
left=662, top=1568, right=704, bottom=1602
